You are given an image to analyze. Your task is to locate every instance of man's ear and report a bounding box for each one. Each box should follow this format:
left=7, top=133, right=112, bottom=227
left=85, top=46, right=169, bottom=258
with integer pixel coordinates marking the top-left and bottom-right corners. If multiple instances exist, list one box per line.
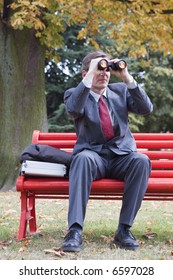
left=82, top=70, right=87, bottom=78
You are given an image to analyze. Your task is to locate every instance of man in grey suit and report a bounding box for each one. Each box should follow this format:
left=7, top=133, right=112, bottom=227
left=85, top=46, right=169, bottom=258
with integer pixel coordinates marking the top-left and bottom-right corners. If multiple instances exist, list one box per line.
left=61, top=51, right=153, bottom=252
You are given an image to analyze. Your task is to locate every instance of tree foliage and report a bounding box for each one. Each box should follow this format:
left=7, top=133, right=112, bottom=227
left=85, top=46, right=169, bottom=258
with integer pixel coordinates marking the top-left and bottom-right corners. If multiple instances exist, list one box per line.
left=143, top=57, right=173, bottom=132
left=1, top=0, right=172, bottom=59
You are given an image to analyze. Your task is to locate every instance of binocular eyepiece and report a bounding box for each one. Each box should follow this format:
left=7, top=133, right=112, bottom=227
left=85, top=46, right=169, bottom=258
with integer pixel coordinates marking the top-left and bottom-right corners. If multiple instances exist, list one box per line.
left=98, top=59, right=127, bottom=71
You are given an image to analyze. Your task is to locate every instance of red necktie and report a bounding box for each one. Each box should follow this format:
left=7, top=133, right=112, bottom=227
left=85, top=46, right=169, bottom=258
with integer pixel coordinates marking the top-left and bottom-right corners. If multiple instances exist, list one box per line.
left=99, top=95, right=114, bottom=141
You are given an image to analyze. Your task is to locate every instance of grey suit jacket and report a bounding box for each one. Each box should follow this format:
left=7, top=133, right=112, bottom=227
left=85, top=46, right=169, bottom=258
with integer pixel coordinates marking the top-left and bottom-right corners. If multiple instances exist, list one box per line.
left=64, top=81, right=153, bottom=156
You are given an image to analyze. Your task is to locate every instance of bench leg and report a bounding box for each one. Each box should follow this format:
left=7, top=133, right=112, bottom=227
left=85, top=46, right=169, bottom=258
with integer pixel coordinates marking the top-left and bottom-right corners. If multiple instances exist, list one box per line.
left=28, top=195, right=37, bottom=235
left=17, top=192, right=27, bottom=240
left=17, top=192, right=37, bottom=240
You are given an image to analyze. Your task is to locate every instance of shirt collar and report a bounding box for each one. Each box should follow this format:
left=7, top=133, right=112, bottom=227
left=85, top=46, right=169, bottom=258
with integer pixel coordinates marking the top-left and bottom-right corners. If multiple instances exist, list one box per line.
left=90, top=89, right=107, bottom=103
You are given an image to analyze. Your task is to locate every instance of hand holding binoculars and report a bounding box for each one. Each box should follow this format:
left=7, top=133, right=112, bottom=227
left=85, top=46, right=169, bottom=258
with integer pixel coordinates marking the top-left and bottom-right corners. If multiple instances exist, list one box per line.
left=98, top=59, right=127, bottom=71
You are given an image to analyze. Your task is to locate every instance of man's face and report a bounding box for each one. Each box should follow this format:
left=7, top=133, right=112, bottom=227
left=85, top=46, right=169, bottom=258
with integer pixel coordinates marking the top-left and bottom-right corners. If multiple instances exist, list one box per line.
left=82, top=56, right=111, bottom=94
left=91, top=69, right=110, bottom=94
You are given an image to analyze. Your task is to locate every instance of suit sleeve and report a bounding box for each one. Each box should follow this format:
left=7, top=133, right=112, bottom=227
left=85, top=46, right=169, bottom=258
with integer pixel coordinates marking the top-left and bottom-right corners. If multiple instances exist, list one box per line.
left=64, top=82, right=90, bottom=119
left=127, top=85, right=153, bottom=115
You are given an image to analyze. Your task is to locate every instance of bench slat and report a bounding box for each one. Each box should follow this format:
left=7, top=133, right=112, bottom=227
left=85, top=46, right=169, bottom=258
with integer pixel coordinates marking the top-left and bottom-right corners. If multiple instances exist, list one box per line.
left=136, top=140, right=173, bottom=149
left=33, top=139, right=173, bottom=150
left=140, top=150, right=173, bottom=159
left=133, top=133, right=173, bottom=140
left=16, top=176, right=173, bottom=194
left=33, top=130, right=173, bottom=141
left=151, top=160, right=173, bottom=169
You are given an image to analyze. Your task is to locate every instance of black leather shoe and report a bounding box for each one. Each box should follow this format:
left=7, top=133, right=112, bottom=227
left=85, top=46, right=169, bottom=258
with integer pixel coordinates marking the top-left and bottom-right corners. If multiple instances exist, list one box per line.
left=113, top=229, right=139, bottom=250
left=61, top=229, right=82, bottom=252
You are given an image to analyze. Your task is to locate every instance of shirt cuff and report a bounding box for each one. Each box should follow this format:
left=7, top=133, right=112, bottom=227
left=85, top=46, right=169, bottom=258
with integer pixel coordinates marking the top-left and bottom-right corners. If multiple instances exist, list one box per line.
left=82, top=76, right=92, bottom=88
left=125, top=79, right=138, bottom=89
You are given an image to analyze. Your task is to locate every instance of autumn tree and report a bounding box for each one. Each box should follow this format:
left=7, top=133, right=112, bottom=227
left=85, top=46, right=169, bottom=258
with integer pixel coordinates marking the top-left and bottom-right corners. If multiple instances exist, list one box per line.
left=142, top=54, right=173, bottom=132
left=0, top=0, right=172, bottom=190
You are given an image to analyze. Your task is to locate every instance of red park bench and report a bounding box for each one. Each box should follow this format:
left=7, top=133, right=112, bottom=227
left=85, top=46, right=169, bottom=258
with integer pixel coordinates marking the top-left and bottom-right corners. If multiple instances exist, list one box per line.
left=16, top=130, right=173, bottom=240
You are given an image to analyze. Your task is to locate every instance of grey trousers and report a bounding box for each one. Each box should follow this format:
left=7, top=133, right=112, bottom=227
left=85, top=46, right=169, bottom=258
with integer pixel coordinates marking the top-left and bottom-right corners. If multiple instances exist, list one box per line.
left=68, top=150, right=151, bottom=230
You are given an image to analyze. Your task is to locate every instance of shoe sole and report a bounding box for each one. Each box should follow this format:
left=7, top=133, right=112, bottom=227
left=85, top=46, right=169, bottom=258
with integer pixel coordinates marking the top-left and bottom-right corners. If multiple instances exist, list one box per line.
left=113, top=240, right=139, bottom=251
left=61, top=245, right=82, bottom=252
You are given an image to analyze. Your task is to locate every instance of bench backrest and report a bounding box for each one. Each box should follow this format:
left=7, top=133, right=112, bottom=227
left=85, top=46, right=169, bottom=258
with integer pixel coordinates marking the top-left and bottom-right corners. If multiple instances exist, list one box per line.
left=32, top=130, right=173, bottom=179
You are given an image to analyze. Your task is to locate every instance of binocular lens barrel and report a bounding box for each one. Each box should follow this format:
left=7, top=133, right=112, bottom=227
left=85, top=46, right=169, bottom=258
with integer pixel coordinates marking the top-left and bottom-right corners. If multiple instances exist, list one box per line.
left=98, top=59, right=108, bottom=69
left=98, top=59, right=127, bottom=71
left=117, top=60, right=126, bottom=70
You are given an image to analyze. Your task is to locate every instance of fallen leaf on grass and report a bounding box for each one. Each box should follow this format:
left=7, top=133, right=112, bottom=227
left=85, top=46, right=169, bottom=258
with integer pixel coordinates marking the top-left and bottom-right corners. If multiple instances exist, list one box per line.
left=110, top=242, right=117, bottom=249
left=22, top=239, right=31, bottom=247
left=100, top=235, right=112, bottom=244
left=18, top=239, right=31, bottom=253
left=166, top=239, right=173, bottom=245
left=138, top=240, right=146, bottom=246
left=44, top=247, right=67, bottom=257
left=4, top=209, right=17, bottom=214
left=142, top=233, right=158, bottom=239
left=0, top=240, right=12, bottom=246
left=18, top=247, right=26, bottom=253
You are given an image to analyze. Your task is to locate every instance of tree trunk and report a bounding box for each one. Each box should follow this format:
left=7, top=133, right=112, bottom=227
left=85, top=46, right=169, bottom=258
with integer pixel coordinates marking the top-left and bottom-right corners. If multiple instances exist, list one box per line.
left=0, top=23, right=48, bottom=191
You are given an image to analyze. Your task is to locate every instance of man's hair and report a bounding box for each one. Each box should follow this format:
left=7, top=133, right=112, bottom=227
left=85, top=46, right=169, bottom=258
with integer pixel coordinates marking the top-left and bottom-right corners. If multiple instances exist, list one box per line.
left=82, top=50, right=111, bottom=71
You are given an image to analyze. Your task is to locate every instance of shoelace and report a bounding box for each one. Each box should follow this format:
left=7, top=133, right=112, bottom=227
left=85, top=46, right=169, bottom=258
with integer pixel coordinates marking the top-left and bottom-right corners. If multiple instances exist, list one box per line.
left=65, top=230, right=81, bottom=241
left=124, top=229, right=136, bottom=240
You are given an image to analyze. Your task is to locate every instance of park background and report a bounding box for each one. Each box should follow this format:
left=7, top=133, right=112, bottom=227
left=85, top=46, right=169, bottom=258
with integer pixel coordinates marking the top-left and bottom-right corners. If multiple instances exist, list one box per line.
left=0, top=0, right=173, bottom=191
left=0, top=0, right=173, bottom=261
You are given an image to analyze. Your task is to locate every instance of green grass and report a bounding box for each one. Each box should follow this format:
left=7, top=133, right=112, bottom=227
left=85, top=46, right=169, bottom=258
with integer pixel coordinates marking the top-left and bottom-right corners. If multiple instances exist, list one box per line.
left=0, top=192, right=173, bottom=260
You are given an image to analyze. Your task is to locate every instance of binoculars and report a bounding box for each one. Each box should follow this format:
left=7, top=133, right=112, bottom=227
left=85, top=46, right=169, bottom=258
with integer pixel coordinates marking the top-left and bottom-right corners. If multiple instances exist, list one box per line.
left=98, top=59, right=127, bottom=71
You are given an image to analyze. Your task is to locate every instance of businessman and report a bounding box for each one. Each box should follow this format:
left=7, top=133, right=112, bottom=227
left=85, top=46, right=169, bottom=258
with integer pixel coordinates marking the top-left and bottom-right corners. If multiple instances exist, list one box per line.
left=61, top=50, right=153, bottom=252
